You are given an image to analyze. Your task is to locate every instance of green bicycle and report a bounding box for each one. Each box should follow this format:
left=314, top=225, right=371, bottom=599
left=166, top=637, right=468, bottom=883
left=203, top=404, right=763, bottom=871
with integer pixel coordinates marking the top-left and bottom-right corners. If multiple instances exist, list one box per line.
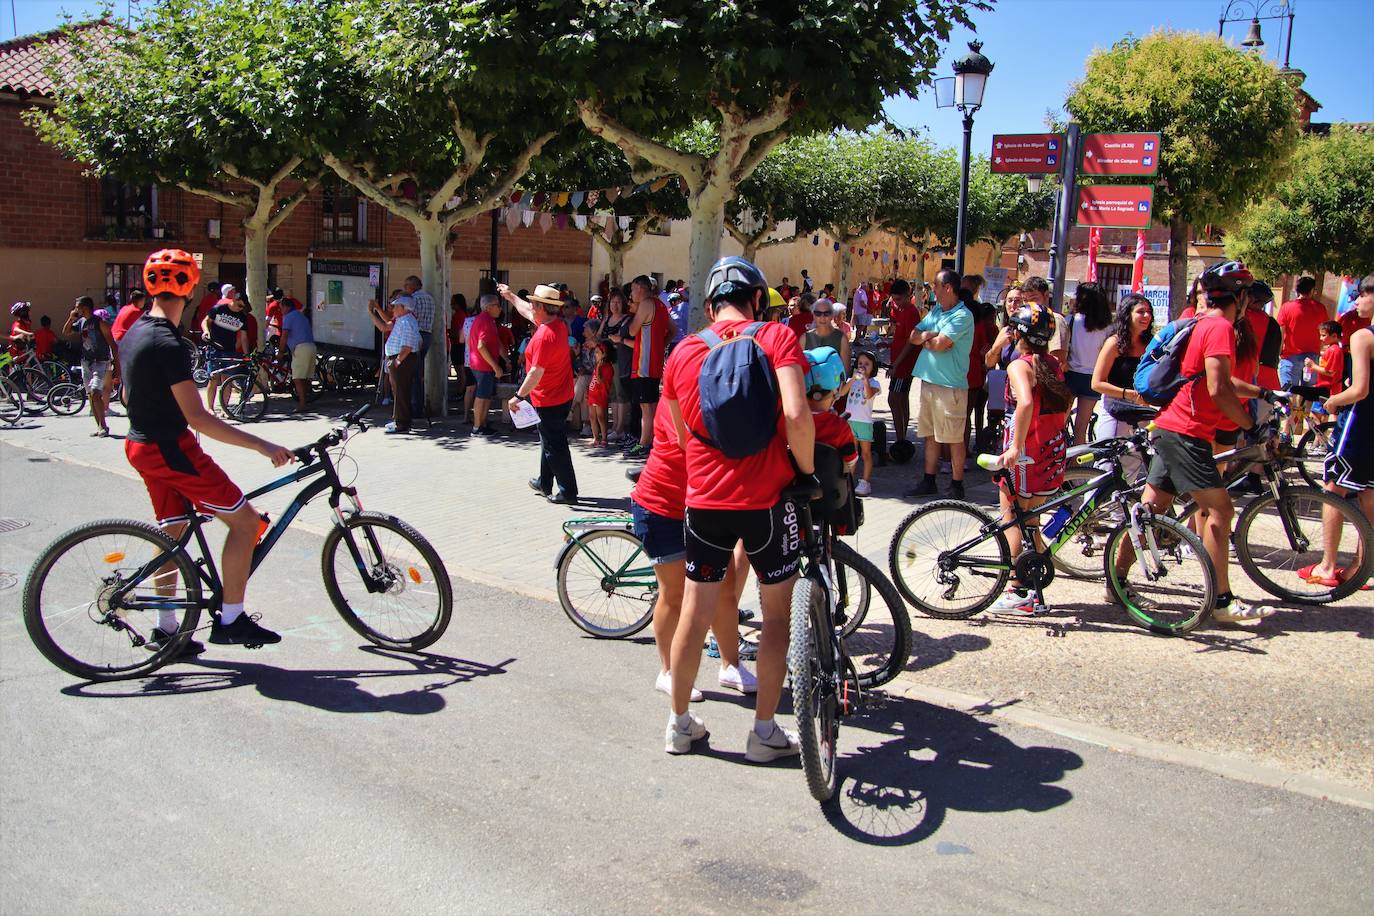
left=888, top=430, right=1218, bottom=635
left=554, top=515, right=661, bottom=638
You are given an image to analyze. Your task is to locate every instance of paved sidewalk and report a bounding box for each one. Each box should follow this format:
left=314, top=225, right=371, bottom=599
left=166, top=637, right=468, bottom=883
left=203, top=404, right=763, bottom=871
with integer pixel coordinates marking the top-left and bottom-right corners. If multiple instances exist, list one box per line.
left=2, top=387, right=1370, bottom=791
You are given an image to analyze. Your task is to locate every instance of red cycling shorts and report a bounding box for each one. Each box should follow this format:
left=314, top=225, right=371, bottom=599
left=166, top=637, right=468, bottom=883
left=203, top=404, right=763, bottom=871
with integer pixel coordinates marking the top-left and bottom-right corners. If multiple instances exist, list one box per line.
left=125, top=430, right=246, bottom=525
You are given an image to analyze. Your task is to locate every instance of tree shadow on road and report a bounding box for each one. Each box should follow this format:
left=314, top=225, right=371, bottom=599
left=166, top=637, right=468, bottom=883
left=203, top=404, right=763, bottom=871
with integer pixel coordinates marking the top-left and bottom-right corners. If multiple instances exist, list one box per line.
left=820, top=694, right=1081, bottom=847
left=61, top=646, right=513, bottom=715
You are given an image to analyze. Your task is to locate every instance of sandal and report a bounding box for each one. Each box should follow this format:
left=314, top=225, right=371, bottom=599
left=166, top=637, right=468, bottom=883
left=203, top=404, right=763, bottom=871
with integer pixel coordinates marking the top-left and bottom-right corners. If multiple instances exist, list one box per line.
left=1297, top=563, right=1345, bottom=588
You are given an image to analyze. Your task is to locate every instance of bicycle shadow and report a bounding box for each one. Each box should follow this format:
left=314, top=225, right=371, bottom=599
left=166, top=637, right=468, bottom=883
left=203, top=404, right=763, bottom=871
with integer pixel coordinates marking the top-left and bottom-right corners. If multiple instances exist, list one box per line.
left=966, top=601, right=1287, bottom=655
left=820, top=693, right=1081, bottom=846
left=61, top=645, right=513, bottom=715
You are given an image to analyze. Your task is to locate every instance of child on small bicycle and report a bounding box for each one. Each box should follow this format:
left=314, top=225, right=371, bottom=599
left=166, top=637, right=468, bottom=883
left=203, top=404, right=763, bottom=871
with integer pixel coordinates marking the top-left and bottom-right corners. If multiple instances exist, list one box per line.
left=989, top=304, right=1073, bottom=616
left=803, top=347, right=858, bottom=474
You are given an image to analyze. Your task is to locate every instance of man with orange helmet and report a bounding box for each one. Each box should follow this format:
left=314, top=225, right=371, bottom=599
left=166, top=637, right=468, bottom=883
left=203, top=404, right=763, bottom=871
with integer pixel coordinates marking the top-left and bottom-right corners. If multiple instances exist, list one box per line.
left=119, top=249, right=294, bottom=652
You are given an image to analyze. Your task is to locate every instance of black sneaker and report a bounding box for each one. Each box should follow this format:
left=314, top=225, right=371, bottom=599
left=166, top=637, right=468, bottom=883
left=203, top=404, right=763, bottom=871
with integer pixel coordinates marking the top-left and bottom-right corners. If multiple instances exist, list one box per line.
left=144, top=627, right=206, bottom=657
left=950, top=480, right=965, bottom=499
left=209, top=614, right=282, bottom=647
left=905, top=478, right=938, bottom=499
left=547, top=491, right=579, bottom=505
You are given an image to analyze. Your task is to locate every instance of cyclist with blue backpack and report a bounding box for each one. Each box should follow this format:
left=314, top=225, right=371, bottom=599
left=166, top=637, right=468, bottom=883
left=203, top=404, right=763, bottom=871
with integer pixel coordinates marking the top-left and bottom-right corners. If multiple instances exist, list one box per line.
left=660, top=256, right=814, bottom=761
left=1121, top=263, right=1276, bottom=625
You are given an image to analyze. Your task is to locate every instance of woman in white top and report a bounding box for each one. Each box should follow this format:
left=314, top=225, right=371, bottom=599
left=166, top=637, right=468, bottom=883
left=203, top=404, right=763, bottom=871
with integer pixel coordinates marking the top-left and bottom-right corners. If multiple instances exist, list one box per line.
left=1064, top=282, right=1113, bottom=445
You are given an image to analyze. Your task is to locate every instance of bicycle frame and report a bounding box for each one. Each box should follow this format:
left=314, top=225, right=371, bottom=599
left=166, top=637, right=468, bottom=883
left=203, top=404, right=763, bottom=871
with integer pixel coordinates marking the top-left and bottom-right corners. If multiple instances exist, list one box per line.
left=555, top=515, right=656, bottom=587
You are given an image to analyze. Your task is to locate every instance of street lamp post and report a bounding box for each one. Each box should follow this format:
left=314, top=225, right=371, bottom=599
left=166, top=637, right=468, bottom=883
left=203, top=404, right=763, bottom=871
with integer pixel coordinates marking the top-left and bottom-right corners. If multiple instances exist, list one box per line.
left=1218, top=0, right=1296, bottom=68
left=935, top=40, right=994, bottom=276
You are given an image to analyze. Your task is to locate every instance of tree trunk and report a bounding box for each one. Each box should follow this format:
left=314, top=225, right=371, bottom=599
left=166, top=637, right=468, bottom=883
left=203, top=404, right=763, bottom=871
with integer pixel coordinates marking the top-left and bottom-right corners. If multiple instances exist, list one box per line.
left=416, top=219, right=451, bottom=416
left=687, top=182, right=730, bottom=330
left=837, top=243, right=854, bottom=307
left=607, top=245, right=626, bottom=292
left=1168, top=215, right=1190, bottom=320
left=243, top=219, right=270, bottom=347
left=742, top=240, right=760, bottom=262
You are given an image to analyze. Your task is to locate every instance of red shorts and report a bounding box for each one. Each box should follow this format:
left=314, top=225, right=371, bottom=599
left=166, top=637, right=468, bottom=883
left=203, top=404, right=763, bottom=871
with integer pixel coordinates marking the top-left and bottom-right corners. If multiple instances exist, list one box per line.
left=125, top=430, right=246, bottom=525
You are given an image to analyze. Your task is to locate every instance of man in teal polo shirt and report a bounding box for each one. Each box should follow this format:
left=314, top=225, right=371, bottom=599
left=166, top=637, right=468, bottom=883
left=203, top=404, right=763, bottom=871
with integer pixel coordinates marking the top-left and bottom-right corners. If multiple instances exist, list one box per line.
left=910, top=269, right=974, bottom=499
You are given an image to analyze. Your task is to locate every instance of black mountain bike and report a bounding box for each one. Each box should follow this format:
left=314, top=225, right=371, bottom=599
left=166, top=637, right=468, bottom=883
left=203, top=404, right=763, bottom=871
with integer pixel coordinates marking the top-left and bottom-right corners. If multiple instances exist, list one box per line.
left=787, top=447, right=912, bottom=803
left=23, top=405, right=453, bottom=681
left=889, top=431, right=1217, bottom=635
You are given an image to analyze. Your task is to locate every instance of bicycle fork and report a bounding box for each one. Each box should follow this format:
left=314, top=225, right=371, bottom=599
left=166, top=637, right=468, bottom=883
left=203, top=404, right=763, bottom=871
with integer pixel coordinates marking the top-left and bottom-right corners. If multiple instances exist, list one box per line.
left=1127, top=502, right=1166, bottom=582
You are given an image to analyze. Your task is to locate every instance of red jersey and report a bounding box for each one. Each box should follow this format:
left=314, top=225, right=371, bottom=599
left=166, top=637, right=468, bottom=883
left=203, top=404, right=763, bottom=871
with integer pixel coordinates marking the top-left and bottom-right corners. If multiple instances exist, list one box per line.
left=8, top=317, right=31, bottom=358
left=967, top=310, right=991, bottom=391
left=662, top=319, right=808, bottom=511
left=111, top=304, right=144, bottom=342
left=265, top=299, right=283, bottom=338
left=1217, top=350, right=1257, bottom=432
left=812, top=409, right=856, bottom=465
left=467, top=312, right=501, bottom=372
left=1313, top=343, right=1344, bottom=398
left=33, top=326, right=57, bottom=360
left=786, top=311, right=812, bottom=337
left=1155, top=314, right=1236, bottom=442
left=632, top=397, right=688, bottom=519
left=1338, top=310, right=1370, bottom=348
left=1277, top=296, right=1327, bottom=356
left=888, top=303, right=920, bottom=377
left=524, top=318, right=575, bottom=407
left=632, top=300, right=669, bottom=379
left=1245, top=307, right=1281, bottom=389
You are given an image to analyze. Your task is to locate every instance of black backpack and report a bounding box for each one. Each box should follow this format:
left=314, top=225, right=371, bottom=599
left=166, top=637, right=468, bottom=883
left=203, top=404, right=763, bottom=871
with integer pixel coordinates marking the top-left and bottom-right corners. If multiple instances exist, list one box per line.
left=691, top=323, right=779, bottom=459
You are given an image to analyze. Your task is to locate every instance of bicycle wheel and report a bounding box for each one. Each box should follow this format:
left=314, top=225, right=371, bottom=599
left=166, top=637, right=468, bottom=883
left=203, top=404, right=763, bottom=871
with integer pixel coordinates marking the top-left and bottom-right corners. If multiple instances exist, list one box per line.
left=1292, top=422, right=1338, bottom=489
left=41, top=360, right=72, bottom=384
left=832, top=541, right=911, bottom=689
left=23, top=519, right=203, bottom=680
left=46, top=381, right=87, bottom=416
left=218, top=374, right=268, bottom=422
left=787, top=575, right=839, bottom=803
left=16, top=366, right=52, bottom=414
left=0, top=375, right=22, bottom=425
left=1050, top=467, right=1124, bottom=578
left=1104, top=513, right=1215, bottom=634
left=1234, top=488, right=1373, bottom=604
left=888, top=500, right=1010, bottom=619
left=321, top=512, right=452, bottom=651
left=555, top=529, right=657, bottom=638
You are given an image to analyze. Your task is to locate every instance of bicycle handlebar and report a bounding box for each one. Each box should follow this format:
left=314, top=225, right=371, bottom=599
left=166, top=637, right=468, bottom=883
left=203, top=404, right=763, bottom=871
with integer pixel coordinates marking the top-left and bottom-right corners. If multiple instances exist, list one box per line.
left=292, top=404, right=373, bottom=464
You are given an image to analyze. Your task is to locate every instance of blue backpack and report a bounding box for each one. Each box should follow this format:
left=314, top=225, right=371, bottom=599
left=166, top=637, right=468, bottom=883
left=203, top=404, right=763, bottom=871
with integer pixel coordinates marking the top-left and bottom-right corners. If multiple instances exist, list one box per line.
left=1134, top=318, right=1204, bottom=406
left=692, top=323, right=780, bottom=459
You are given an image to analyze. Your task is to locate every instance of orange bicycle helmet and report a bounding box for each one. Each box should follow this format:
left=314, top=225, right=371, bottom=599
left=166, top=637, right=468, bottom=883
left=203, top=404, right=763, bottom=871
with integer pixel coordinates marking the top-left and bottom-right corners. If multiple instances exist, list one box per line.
left=143, top=249, right=200, bottom=298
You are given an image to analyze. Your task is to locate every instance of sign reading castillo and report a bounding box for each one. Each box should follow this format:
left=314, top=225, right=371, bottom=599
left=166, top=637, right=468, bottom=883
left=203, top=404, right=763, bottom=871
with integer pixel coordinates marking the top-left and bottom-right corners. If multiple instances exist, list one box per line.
left=990, top=133, right=1064, bottom=174
left=1079, top=132, right=1162, bottom=176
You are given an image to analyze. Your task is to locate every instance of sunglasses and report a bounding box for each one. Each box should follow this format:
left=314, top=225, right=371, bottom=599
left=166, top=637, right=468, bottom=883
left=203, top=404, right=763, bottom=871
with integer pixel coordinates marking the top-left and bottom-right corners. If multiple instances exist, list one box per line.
left=814, top=310, right=833, bottom=316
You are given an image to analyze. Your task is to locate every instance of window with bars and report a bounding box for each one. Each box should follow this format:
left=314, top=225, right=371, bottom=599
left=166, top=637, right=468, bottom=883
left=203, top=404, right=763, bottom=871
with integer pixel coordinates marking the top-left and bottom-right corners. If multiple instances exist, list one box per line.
left=321, top=186, right=366, bottom=245
left=105, top=263, right=144, bottom=307
left=99, top=178, right=155, bottom=239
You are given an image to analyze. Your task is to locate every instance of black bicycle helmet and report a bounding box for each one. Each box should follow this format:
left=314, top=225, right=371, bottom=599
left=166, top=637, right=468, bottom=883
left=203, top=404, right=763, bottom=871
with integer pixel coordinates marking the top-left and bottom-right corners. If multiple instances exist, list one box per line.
left=1199, top=260, right=1253, bottom=295
left=1007, top=304, right=1054, bottom=348
left=705, top=256, right=767, bottom=303
left=1245, top=279, right=1274, bottom=305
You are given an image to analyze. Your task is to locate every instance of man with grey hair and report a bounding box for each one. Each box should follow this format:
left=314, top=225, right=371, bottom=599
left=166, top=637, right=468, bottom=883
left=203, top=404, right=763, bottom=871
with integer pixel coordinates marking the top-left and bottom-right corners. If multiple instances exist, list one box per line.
left=403, top=275, right=435, bottom=415
left=467, top=292, right=505, bottom=435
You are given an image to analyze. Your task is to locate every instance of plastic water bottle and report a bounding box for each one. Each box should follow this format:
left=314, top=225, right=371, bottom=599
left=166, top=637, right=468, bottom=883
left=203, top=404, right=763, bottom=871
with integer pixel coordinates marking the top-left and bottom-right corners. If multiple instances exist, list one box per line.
left=1043, top=506, right=1072, bottom=539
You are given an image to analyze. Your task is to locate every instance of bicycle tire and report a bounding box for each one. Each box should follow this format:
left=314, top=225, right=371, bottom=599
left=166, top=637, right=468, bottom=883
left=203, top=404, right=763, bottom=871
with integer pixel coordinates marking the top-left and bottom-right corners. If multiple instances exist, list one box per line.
left=888, top=499, right=1011, bottom=619
left=555, top=529, right=657, bottom=638
left=40, top=359, right=72, bottom=383
left=1293, top=422, right=1338, bottom=489
left=788, top=575, right=839, bottom=802
left=0, top=375, right=22, bottom=425
left=832, top=541, right=911, bottom=689
left=23, top=519, right=203, bottom=680
left=1050, top=466, right=1124, bottom=579
left=1234, top=488, right=1373, bottom=604
left=321, top=512, right=453, bottom=651
left=1103, top=513, right=1215, bottom=635
left=16, top=366, right=52, bottom=414
left=218, top=374, right=268, bottom=422
left=46, top=381, right=87, bottom=416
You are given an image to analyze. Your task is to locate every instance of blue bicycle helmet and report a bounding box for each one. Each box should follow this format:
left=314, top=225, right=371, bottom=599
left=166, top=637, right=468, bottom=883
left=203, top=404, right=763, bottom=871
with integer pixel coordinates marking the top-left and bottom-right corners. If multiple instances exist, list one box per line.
left=804, top=346, right=846, bottom=395
left=704, top=255, right=767, bottom=303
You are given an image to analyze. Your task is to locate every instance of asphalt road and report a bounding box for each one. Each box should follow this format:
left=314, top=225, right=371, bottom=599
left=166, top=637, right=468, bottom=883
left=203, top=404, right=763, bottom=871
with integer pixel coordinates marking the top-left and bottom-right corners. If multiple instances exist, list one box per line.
left=1, top=445, right=1371, bottom=914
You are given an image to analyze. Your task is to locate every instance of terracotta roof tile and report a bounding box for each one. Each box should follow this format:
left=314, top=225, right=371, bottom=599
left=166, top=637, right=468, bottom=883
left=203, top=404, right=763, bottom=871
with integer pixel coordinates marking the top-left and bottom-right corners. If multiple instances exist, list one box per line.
left=0, top=21, right=109, bottom=97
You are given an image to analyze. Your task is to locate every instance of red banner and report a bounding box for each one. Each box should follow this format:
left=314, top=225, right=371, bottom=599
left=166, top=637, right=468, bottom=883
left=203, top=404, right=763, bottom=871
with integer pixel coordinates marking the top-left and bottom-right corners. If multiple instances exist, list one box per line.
left=1080, top=132, right=1161, bottom=176
left=1087, top=228, right=1102, bottom=282
left=1131, top=230, right=1146, bottom=293
left=990, top=133, right=1064, bottom=174
left=1076, top=185, right=1155, bottom=229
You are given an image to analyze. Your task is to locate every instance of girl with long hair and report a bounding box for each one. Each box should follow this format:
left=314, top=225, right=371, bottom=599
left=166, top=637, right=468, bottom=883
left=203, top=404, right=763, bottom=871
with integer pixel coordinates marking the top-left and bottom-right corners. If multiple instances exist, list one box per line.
left=1091, top=293, right=1156, bottom=437
left=1065, top=282, right=1114, bottom=445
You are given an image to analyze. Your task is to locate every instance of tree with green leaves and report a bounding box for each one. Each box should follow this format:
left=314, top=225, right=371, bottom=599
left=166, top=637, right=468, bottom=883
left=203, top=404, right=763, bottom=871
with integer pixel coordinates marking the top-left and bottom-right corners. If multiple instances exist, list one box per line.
left=314, top=0, right=568, bottom=412
left=537, top=0, right=981, bottom=326
left=723, top=137, right=817, bottom=262
left=1065, top=30, right=1300, bottom=314
left=1227, top=127, right=1374, bottom=279
left=29, top=0, right=325, bottom=331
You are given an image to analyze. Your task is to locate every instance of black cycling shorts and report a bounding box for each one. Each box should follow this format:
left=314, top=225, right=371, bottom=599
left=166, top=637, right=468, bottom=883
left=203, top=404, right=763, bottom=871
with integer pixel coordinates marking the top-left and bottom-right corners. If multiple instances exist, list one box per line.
left=684, top=496, right=802, bottom=585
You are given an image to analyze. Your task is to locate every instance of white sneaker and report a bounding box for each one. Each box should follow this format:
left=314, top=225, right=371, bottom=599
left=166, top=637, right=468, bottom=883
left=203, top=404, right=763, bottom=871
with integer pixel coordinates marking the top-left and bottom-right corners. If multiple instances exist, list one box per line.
left=854, top=479, right=872, bottom=496
left=718, top=663, right=758, bottom=694
left=665, top=712, right=708, bottom=754
left=989, top=588, right=1047, bottom=616
left=745, top=723, right=801, bottom=763
left=655, top=670, right=703, bottom=702
left=1213, top=600, right=1276, bottom=626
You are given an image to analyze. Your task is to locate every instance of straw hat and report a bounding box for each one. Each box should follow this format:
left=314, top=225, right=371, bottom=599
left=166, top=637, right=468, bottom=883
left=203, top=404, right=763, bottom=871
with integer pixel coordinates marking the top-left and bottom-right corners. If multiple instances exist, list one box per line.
left=529, top=284, right=565, bottom=305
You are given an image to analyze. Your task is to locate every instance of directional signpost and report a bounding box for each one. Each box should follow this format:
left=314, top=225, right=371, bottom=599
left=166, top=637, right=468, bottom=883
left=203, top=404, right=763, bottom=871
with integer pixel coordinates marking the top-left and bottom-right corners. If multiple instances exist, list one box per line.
left=1075, top=185, right=1155, bottom=229
left=990, top=133, right=1064, bottom=174
left=1079, top=132, right=1161, bottom=177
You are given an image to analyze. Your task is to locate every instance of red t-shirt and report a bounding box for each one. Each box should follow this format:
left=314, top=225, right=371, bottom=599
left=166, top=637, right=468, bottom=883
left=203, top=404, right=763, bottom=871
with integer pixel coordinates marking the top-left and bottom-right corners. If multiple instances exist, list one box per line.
left=525, top=318, right=575, bottom=407
left=265, top=300, right=283, bottom=337
left=192, top=293, right=219, bottom=335
left=786, top=311, right=812, bottom=338
left=632, top=301, right=669, bottom=379
left=1156, top=314, right=1237, bottom=442
left=888, top=303, right=920, bottom=377
left=812, top=409, right=857, bottom=464
left=588, top=362, right=613, bottom=408
left=467, top=312, right=501, bottom=372
left=966, top=310, right=990, bottom=391
left=111, top=304, right=144, bottom=341
left=33, top=326, right=57, bottom=360
left=497, top=325, right=514, bottom=355
left=1244, top=307, right=1281, bottom=389
left=1338, top=310, right=1370, bottom=348
left=662, top=319, right=808, bottom=510
left=240, top=313, right=259, bottom=352
left=1277, top=297, right=1327, bottom=356
left=8, top=318, right=31, bottom=358
left=1314, top=343, right=1344, bottom=398
left=632, top=398, right=688, bottom=519
left=1217, top=350, right=1257, bottom=432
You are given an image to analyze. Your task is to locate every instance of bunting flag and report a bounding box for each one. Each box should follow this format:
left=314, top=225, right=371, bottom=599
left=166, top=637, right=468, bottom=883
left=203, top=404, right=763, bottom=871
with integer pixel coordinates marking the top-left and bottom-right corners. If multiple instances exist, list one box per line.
left=618, top=216, right=632, bottom=230
left=649, top=177, right=670, bottom=193
left=586, top=189, right=600, bottom=207
left=678, top=177, right=688, bottom=194
left=509, top=190, right=524, bottom=204
left=1086, top=227, right=1102, bottom=283
left=570, top=191, right=586, bottom=209
left=606, top=186, right=621, bottom=203
left=812, top=235, right=819, bottom=245
left=521, top=210, right=535, bottom=228
left=883, top=252, right=889, bottom=265
left=553, top=213, right=568, bottom=229
left=552, top=191, right=568, bottom=207
left=573, top=214, right=588, bottom=230
left=873, top=251, right=879, bottom=261
left=504, top=207, right=521, bottom=233
left=1130, top=230, right=1146, bottom=294
left=834, top=242, right=839, bottom=251
left=531, top=191, right=546, bottom=208
left=538, top=212, right=552, bottom=232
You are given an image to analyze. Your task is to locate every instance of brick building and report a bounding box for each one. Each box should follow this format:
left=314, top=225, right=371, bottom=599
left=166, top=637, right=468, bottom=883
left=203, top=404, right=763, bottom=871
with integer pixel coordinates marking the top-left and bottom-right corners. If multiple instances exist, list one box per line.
left=1, top=26, right=592, bottom=342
